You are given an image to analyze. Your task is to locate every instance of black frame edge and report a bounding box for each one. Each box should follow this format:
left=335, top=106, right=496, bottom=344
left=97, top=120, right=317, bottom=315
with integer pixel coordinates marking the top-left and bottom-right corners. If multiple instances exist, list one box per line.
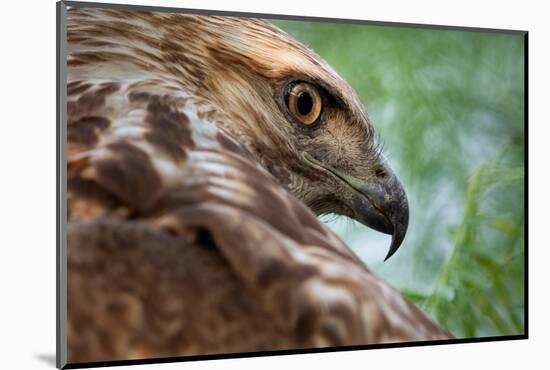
left=63, top=0, right=527, bottom=35
left=523, top=32, right=529, bottom=339
left=56, top=2, right=61, bottom=368
left=57, top=1, right=68, bottom=369
left=63, top=335, right=528, bottom=369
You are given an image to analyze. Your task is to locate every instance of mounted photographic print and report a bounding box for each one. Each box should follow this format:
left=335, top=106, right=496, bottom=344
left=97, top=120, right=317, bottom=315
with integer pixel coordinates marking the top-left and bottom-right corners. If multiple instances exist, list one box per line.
left=56, top=1, right=527, bottom=368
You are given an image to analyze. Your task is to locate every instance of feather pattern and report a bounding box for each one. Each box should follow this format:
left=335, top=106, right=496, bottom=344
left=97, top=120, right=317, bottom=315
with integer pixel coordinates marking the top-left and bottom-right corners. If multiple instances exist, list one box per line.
left=66, top=7, right=451, bottom=363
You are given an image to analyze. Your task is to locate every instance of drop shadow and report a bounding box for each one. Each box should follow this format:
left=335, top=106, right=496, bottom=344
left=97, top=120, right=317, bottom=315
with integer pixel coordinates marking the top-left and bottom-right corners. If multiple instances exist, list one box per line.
left=35, top=353, right=56, bottom=367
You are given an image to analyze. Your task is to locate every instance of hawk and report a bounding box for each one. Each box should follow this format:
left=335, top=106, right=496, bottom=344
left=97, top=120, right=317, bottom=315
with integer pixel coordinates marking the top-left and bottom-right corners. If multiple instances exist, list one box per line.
left=65, top=7, right=451, bottom=363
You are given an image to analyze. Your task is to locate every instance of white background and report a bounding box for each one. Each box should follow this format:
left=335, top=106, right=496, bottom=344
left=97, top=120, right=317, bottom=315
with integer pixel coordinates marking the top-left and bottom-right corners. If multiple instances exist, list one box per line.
left=0, top=0, right=546, bottom=368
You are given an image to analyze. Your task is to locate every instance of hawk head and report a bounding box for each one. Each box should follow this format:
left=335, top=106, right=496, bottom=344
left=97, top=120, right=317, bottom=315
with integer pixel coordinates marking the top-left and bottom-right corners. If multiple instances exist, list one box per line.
left=180, top=16, right=409, bottom=259
left=68, top=10, right=409, bottom=259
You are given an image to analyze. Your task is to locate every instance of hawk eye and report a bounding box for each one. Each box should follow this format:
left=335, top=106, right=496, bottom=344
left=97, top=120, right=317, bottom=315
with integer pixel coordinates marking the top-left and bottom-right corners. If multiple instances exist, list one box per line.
left=286, top=82, right=322, bottom=125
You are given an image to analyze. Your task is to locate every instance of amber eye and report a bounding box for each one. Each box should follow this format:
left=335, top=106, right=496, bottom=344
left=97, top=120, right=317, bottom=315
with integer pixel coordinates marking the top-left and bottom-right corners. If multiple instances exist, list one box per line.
left=286, top=82, right=322, bottom=125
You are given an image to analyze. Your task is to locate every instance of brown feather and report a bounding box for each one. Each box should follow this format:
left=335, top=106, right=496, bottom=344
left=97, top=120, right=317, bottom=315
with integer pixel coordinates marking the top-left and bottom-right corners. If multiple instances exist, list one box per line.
left=65, top=7, right=452, bottom=363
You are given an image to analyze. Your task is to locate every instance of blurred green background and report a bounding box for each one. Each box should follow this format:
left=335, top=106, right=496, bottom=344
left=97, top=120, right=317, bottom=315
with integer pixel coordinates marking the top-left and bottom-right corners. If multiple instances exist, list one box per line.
left=270, top=19, right=525, bottom=338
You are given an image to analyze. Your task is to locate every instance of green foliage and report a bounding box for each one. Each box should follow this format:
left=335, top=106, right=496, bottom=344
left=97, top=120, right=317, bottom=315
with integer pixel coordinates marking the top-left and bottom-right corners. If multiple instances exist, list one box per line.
left=422, top=164, right=524, bottom=337
left=271, top=19, right=525, bottom=338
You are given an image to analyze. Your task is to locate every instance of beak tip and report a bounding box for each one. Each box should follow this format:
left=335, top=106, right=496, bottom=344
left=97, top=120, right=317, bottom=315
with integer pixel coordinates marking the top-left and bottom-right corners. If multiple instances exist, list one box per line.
left=383, top=236, right=401, bottom=262
left=383, top=206, right=409, bottom=262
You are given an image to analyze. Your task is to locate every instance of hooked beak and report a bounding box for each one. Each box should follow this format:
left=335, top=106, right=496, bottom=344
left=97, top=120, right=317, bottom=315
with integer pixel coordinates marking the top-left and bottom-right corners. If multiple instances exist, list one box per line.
left=331, top=161, right=408, bottom=261
left=304, top=153, right=409, bottom=261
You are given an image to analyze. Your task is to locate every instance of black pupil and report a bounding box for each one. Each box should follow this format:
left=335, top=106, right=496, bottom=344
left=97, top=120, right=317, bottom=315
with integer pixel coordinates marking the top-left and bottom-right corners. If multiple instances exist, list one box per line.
left=296, top=92, right=313, bottom=116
